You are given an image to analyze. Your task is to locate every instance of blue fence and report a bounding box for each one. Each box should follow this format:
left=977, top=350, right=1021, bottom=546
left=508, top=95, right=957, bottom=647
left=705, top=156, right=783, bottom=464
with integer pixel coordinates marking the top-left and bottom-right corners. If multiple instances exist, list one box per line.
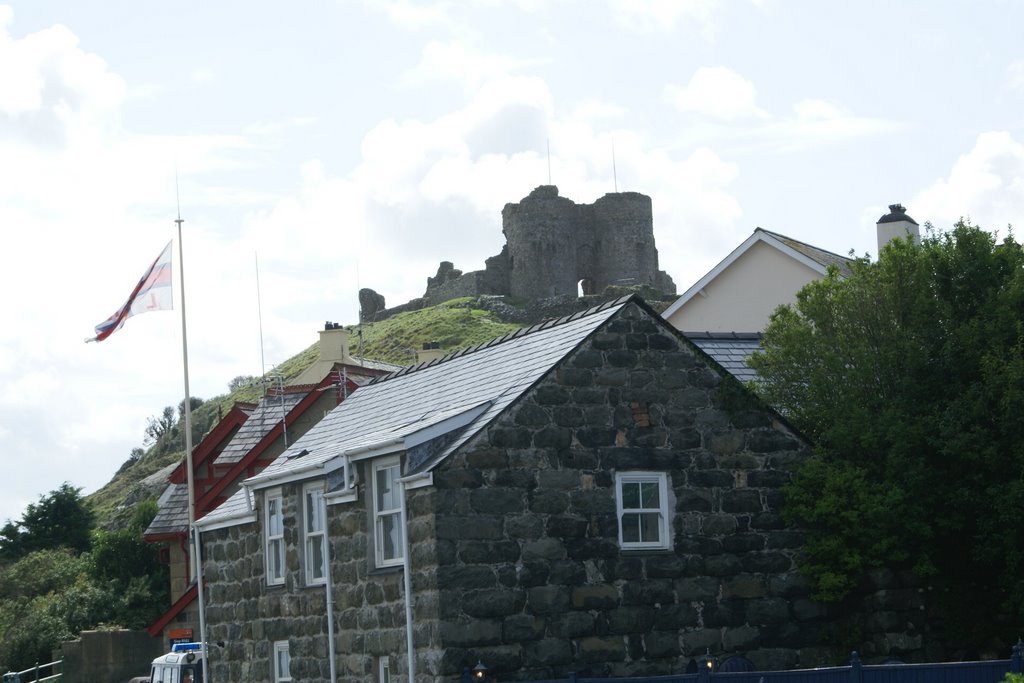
left=496, top=643, right=1024, bottom=683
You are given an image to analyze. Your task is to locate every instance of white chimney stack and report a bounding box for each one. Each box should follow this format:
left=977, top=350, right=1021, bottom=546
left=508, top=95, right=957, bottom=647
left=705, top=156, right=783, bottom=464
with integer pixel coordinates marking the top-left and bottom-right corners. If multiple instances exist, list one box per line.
left=876, top=203, right=920, bottom=255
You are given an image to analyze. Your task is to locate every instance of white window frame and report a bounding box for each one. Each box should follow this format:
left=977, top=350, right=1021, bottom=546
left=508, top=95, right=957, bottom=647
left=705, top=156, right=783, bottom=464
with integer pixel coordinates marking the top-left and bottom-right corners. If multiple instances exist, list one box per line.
left=378, top=656, right=391, bottom=683
left=273, top=640, right=291, bottom=683
left=265, top=489, right=285, bottom=586
left=615, top=471, right=670, bottom=550
left=303, top=483, right=327, bottom=585
left=372, top=456, right=404, bottom=568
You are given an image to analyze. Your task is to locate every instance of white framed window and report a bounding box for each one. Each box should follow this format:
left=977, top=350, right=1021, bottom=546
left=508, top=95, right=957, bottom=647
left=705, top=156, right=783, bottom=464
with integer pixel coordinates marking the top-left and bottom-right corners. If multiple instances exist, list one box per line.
left=265, top=489, right=285, bottom=585
left=372, top=457, right=404, bottom=567
left=273, top=640, right=291, bottom=683
left=378, top=656, right=391, bottom=683
left=303, top=483, right=327, bottom=585
left=615, top=472, right=670, bottom=550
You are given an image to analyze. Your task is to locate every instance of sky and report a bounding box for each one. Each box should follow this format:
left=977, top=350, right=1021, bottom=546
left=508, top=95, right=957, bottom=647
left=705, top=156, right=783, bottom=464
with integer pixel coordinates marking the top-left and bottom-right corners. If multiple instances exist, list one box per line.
left=1, top=0, right=1023, bottom=525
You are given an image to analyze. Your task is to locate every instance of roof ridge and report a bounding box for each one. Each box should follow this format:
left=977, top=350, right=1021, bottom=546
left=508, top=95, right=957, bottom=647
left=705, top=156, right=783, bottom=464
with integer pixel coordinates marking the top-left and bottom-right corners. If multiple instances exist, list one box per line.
left=367, top=295, right=636, bottom=386
left=756, top=227, right=853, bottom=263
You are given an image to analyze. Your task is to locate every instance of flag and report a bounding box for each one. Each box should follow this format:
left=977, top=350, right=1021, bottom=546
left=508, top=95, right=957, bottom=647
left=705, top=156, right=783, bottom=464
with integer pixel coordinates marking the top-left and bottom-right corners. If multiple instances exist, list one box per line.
left=87, top=240, right=174, bottom=342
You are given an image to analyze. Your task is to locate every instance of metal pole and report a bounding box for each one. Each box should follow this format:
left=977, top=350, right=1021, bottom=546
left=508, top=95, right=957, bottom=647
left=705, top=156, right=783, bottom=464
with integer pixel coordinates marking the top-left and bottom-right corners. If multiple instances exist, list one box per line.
left=323, top=494, right=337, bottom=683
left=400, top=480, right=415, bottom=683
left=176, top=208, right=208, bottom=683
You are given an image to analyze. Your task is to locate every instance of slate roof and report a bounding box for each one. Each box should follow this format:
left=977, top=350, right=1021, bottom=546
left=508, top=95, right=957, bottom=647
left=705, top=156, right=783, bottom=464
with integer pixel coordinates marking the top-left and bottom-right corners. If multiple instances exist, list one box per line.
left=216, top=390, right=309, bottom=465
left=199, top=297, right=634, bottom=528
left=758, top=228, right=854, bottom=278
left=146, top=389, right=310, bottom=536
left=144, top=482, right=192, bottom=537
left=684, top=332, right=762, bottom=383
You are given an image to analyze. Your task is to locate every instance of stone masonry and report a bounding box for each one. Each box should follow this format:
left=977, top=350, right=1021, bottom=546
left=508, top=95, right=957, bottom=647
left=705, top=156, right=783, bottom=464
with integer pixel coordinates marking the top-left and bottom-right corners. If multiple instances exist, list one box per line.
left=201, top=300, right=935, bottom=683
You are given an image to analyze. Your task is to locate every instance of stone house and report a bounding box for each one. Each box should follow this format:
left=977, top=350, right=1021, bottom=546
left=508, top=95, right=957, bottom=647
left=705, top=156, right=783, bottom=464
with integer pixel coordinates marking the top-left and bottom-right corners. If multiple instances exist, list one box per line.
left=194, top=294, right=838, bottom=682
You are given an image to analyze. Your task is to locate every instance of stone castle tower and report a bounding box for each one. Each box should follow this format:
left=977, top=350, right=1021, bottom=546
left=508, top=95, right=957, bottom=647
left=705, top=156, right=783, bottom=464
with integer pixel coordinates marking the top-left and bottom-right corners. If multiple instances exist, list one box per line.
left=502, top=185, right=674, bottom=299
left=360, top=185, right=675, bottom=321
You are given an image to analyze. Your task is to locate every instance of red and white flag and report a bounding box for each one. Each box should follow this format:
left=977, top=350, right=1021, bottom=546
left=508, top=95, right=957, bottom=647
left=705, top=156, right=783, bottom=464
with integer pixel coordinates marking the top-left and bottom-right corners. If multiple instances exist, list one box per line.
left=87, top=241, right=174, bottom=342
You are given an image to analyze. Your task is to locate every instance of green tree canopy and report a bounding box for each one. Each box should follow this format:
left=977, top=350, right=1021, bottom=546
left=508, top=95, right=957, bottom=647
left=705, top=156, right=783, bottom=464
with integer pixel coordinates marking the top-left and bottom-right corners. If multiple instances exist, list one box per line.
left=0, top=484, right=94, bottom=561
left=750, top=222, right=1024, bottom=643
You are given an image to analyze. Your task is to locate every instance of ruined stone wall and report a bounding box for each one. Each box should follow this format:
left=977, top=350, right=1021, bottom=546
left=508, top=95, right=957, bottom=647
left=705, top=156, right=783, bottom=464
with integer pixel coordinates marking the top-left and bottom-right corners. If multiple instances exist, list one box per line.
left=360, top=186, right=676, bottom=323
left=591, top=191, right=660, bottom=289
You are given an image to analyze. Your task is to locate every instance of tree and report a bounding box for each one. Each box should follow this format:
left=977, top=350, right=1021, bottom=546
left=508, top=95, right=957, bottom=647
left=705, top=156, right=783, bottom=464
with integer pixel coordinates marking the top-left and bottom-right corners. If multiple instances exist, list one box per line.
left=228, top=375, right=255, bottom=392
left=749, top=222, right=1024, bottom=644
left=0, top=484, right=94, bottom=561
left=144, top=406, right=176, bottom=445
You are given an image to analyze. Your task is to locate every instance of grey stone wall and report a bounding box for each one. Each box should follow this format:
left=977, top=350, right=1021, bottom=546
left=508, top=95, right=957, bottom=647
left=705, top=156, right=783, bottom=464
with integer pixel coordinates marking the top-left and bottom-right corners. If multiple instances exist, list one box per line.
left=203, top=480, right=413, bottom=683
left=60, top=629, right=162, bottom=683
left=421, top=301, right=823, bottom=679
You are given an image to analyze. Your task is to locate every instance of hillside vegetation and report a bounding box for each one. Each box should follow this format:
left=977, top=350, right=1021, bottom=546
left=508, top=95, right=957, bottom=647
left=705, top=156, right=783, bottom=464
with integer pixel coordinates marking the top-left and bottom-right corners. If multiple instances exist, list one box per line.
left=87, top=297, right=522, bottom=526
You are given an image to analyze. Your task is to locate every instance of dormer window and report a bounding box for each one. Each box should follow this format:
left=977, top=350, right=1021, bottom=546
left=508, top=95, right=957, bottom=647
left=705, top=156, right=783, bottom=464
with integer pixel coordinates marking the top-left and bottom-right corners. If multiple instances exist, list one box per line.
left=372, top=457, right=404, bottom=568
left=304, top=483, right=327, bottom=585
left=265, top=489, right=285, bottom=585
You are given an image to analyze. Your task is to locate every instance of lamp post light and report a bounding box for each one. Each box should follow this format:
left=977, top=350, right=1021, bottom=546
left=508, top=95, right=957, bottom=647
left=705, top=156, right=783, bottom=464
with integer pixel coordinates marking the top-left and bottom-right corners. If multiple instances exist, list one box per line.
left=461, top=661, right=488, bottom=683
left=697, top=649, right=716, bottom=683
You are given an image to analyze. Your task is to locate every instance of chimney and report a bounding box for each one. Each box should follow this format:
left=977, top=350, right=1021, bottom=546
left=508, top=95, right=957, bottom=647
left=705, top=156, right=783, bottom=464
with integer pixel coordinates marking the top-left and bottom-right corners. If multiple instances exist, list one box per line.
left=318, top=321, right=349, bottom=364
left=416, top=341, right=444, bottom=365
left=877, top=203, right=920, bottom=254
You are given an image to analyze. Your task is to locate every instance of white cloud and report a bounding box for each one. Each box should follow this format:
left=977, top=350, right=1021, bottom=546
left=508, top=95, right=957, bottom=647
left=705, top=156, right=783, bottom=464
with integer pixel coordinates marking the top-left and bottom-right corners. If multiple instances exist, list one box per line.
left=0, top=11, right=126, bottom=145
left=664, top=66, right=768, bottom=121
left=912, top=131, right=1024, bottom=232
left=607, top=0, right=721, bottom=34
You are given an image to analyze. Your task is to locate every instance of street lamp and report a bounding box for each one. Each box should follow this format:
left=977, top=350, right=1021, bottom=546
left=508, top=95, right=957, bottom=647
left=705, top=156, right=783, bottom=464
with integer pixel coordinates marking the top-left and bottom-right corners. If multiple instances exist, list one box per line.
left=472, top=661, right=488, bottom=680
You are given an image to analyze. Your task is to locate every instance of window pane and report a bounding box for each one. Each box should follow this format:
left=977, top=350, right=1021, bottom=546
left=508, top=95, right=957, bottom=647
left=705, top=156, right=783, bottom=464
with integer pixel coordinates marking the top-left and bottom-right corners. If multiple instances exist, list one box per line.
left=379, top=511, right=402, bottom=561
left=621, top=481, right=640, bottom=508
left=309, top=536, right=325, bottom=580
left=268, top=497, right=282, bottom=536
left=305, top=490, right=323, bottom=533
left=622, top=513, right=640, bottom=542
left=377, top=465, right=398, bottom=511
left=269, top=538, right=283, bottom=579
left=640, top=481, right=660, bottom=508
left=639, top=512, right=661, bottom=542
left=276, top=645, right=290, bottom=680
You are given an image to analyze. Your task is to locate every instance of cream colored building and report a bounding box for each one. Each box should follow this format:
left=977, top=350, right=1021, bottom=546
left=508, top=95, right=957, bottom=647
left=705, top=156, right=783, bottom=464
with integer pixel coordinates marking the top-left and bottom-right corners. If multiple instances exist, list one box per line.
left=664, top=204, right=919, bottom=334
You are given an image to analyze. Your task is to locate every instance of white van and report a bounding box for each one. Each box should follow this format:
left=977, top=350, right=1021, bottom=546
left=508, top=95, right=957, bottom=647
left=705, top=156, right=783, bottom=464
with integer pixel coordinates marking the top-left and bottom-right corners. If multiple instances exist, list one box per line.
left=147, top=643, right=205, bottom=683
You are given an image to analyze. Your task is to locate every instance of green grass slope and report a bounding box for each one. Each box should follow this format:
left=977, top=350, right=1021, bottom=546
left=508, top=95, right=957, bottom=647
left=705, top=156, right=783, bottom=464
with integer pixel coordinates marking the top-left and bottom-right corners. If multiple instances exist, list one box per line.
left=86, top=298, right=522, bottom=527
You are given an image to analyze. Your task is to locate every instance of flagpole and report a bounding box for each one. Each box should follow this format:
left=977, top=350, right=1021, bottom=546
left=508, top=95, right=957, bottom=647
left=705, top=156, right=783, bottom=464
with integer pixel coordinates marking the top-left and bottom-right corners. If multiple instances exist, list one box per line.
left=176, top=206, right=209, bottom=683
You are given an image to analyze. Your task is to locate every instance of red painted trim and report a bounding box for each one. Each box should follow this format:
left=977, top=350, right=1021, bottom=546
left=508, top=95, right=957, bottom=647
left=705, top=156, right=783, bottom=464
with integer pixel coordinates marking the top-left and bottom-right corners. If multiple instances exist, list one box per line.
left=195, top=373, right=356, bottom=514
left=169, top=404, right=253, bottom=485
left=146, top=583, right=198, bottom=637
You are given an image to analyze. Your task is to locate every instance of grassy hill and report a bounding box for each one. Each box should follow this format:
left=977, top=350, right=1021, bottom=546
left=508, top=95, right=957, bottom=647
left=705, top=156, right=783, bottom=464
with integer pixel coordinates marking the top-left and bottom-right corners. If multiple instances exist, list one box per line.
left=86, top=297, right=523, bottom=526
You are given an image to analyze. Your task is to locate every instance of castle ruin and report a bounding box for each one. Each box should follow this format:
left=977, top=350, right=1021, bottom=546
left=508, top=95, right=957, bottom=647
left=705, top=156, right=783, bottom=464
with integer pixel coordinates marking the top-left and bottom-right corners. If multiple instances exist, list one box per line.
left=360, top=185, right=676, bottom=321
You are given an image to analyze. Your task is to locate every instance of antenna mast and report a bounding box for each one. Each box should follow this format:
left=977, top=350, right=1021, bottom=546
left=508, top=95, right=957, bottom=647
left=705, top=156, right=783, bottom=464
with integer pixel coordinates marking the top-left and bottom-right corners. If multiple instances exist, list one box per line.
left=255, top=251, right=267, bottom=397
left=611, top=138, right=618, bottom=192
left=547, top=138, right=552, bottom=185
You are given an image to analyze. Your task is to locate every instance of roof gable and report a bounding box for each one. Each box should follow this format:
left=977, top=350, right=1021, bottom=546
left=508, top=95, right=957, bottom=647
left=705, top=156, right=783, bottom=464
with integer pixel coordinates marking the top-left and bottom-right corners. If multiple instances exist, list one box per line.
left=662, top=228, right=853, bottom=320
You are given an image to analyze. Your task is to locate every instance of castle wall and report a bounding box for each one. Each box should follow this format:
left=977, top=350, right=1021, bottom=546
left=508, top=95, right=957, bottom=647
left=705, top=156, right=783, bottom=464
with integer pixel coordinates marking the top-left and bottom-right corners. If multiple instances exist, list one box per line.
left=502, top=186, right=585, bottom=300
left=591, top=191, right=659, bottom=290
